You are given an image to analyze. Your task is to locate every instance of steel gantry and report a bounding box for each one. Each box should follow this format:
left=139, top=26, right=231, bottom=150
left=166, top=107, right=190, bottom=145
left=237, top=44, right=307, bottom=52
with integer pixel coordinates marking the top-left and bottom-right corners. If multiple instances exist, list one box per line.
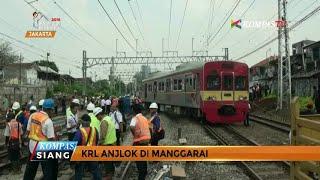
left=81, top=50, right=227, bottom=95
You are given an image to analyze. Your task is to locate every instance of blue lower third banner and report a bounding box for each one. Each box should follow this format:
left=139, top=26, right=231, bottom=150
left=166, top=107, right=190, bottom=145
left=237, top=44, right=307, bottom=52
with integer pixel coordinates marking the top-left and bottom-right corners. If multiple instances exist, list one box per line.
left=31, top=141, right=77, bottom=161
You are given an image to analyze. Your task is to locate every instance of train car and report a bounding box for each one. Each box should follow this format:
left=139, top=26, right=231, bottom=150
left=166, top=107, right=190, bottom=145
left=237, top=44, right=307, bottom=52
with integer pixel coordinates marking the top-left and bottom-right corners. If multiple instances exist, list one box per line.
left=142, top=61, right=249, bottom=124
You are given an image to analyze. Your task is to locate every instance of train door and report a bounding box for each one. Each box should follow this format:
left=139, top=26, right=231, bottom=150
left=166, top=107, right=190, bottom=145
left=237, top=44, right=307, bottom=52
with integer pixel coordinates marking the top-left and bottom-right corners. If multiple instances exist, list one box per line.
left=153, top=81, right=157, bottom=100
left=221, top=72, right=235, bottom=104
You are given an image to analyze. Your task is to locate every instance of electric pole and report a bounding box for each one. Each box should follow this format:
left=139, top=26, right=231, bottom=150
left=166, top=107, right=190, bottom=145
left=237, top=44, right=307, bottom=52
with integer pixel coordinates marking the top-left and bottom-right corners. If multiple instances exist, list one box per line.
left=45, top=52, right=50, bottom=88
left=82, top=50, right=87, bottom=96
left=277, top=0, right=291, bottom=110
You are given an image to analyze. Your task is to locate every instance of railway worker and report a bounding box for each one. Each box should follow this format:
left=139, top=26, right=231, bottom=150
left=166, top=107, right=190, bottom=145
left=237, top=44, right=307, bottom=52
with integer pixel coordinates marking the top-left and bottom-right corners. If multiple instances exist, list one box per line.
left=95, top=107, right=117, bottom=179
left=109, top=104, right=124, bottom=146
left=87, top=103, right=100, bottom=133
left=73, top=114, right=101, bottom=180
left=29, top=105, right=37, bottom=115
left=244, top=102, right=251, bottom=126
left=130, top=104, right=151, bottom=180
left=39, top=99, right=44, bottom=110
left=12, top=102, right=28, bottom=136
left=149, top=103, right=164, bottom=146
left=23, top=98, right=58, bottom=180
left=105, top=97, right=112, bottom=115
left=66, top=99, right=80, bottom=141
left=101, top=97, right=106, bottom=113
left=4, top=112, right=23, bottom=173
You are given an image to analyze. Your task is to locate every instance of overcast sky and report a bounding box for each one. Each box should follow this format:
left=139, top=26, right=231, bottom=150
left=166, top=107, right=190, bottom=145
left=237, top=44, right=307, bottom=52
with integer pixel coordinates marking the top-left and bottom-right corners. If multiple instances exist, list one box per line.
left=1, top=0, right=319, bottom=81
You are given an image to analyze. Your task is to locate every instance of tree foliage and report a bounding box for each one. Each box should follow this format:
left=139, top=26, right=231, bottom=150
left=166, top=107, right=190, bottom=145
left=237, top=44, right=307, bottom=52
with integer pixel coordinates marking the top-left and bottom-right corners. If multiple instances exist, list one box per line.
left=53, top=77, right=127, bottom=97
left=0, top=42, right=19, bottom=66
left=34, top=60, right=59, bottom=72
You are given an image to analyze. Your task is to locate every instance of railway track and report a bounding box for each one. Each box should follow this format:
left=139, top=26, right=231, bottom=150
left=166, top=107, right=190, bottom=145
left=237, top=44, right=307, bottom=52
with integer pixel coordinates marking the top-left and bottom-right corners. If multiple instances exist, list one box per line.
left=249, top=114, right=290, bottom=133
left=204, top=124, right=290, bottom=180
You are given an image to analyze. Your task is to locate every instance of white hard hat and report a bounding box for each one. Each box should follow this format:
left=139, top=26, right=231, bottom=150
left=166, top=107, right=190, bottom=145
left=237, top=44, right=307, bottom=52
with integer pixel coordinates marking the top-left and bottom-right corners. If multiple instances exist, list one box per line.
left=72, top=99, right=80, bottom=104
left=30, top=105, right=37, bottom=111
left=12, top=101, right=20, bottom=110
left=87, top=102, right=95, bottom=111
left=149, top=102, right=158, bottom=109
left=39, top=99, right=44, bottom=106
left=93, top=107, right=103, bottom=116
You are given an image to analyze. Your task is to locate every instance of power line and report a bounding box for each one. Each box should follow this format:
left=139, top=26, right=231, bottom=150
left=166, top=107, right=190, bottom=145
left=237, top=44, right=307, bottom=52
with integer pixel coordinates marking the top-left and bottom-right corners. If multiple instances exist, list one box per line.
left=207, top=0, right=242, bottom=46
left=227, top=0, right=299, bottom=51
left=23, top=0, right=88, bottom=58
left=53, top=0, right=108, bottom=49
left=134, top=0, right=150, bottom=50
left=206, top=0, right=216, bottom=41
left=235, top=4, right=320, bottom=60
left=168, top=0, right=173, bottom=49
left=175, top=0, right=189, bottom=50
left=114, top=0, right=136, bottom=41
left=97, top=0, right=136, bottom=52
left=128, top=1, right=145, bottom=48
left=211, top=0, right=256, bottom=48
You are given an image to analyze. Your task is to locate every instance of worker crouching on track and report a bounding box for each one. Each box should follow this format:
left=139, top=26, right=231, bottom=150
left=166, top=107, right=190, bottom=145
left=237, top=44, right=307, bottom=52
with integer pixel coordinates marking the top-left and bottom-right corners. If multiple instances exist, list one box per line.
left=23, top=99, right=58, bottom=180
left=149, top=103, right=164, bottom=146
left=130, top=104, right=151, bottom=180
left=95, top=107, right=117, bottom=180
left=4, top=112, right=23, bottom=173
left=73, top=114, right=101, bottom=180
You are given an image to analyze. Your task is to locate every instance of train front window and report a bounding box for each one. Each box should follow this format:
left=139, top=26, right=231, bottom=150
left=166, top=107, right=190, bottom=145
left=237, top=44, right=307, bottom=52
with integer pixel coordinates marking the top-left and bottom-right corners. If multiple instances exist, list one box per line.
left=207, top=75, right=220, bottom=90
left=223, top=75, right=233, bottom=90
left=235, top=76, right=247, bottom=90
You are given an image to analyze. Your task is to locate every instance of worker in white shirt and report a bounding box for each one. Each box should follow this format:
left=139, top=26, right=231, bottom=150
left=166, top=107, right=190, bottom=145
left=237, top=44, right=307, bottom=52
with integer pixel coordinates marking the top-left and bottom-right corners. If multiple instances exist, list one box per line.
left=105, top=97, right=112, bottom=114
left=66, top=99, right=80, bottom=141
left=109, top=104, right=124, bottom=145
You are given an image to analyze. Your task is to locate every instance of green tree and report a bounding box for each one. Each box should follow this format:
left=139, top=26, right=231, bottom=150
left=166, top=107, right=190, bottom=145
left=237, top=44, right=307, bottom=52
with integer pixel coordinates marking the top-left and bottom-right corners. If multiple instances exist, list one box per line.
left=0, top=42, right=19, bottom=66
left=34, top=60, right=59, bottom=72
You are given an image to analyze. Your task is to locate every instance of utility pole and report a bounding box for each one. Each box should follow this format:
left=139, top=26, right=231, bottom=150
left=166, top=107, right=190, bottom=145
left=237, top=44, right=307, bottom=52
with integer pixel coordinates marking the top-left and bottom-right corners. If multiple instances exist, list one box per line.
left=277, top=0, right=291, bottom=110
left=277, top=0, right=283, bottom=110
left=19, top=53, right=22, bottom=85
left=223, top=48, right=229, bottom=60
left=19, top=53, right=23, bottom=103
left=82, top=50, right=87, bottom=96
left=45, top=52, right=50, bottom=88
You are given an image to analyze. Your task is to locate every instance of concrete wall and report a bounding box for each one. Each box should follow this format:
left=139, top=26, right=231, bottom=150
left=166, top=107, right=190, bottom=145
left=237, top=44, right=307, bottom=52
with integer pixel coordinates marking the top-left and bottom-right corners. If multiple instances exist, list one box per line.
left=0, top=84, right=46, bottom=111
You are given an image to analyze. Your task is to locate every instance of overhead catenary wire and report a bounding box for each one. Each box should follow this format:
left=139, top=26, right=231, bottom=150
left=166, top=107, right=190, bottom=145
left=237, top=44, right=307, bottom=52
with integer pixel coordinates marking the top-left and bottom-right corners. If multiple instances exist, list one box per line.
left=128, top=0, right=145, bottom=50
left=235, top=4, right=320, bottom=60
left=53, top=0, right=109, bottom=49
left=134, top=0, right=151, bottom=50
left=97, top=0, right=136, bottom=52
left=168, top=0, right=173, bottom=49
left=206, top=0, right=216, bottom=44
left=210, top=0, right=256, bottom=49
left=175, top=0, right=189, bottom=50
left=227, top=0, right=299, bottom=51
left=23, top=0, right=86, bottom=59
left=114, top=0, right=136, bottom=41
left=207, top=0, right=242, bottom=46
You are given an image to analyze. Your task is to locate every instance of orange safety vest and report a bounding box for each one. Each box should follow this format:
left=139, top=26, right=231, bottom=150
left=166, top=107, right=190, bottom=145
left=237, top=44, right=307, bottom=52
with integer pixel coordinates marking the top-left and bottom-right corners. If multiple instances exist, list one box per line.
left=80, top=127, right=97, bottom=146
left=133, top=114, right=151, bottom=143
left=28, top=111, right=49, bottom=142
left=8, top=119, right=22, bottom=140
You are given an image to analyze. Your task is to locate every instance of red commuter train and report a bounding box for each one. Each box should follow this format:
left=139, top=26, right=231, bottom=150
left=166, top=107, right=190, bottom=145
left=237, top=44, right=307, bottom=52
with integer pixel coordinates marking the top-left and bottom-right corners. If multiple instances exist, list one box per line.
left=142, top=61, right=249, bottom=124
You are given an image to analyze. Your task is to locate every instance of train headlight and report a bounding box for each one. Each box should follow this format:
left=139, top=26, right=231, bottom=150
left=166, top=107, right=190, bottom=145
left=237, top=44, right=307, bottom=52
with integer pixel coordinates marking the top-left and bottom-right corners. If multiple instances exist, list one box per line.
left=239, top=96, right=244, bottom=101
left=212, top=96, right=216, bottom=101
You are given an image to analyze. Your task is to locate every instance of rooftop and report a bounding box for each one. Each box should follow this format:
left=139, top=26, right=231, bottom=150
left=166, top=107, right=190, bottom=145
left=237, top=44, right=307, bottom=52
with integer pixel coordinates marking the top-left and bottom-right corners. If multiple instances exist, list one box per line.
left=251, top=56, right=277, bottom=68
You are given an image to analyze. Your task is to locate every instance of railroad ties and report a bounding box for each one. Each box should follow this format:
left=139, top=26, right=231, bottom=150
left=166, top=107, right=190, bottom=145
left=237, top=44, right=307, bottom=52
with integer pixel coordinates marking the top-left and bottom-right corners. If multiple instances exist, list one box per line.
left=204, top=124, right=290, bottom=180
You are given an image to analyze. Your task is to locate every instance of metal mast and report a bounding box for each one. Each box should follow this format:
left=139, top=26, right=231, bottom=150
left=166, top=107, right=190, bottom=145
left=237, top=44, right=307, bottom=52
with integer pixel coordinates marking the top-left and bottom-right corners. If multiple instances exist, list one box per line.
left=277, top=0, right=291, bottom=110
